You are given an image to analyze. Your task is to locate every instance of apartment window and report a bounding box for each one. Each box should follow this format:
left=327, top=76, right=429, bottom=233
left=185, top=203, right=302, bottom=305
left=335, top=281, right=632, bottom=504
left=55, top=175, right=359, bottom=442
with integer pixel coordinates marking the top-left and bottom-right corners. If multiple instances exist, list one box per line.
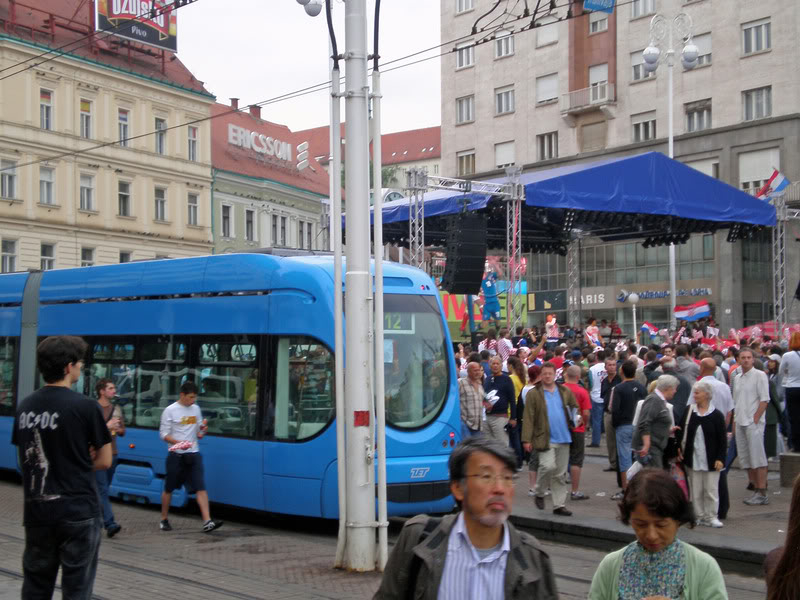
left=245, top=209, right=255, bottom=242
left=456, top=0, right=474, bottom=13
left=537, top=132, right=558, bottom=161
left=494, top=141, right=515, bottom=169
left=1, top=160, right=17, bottom=199
left=457, top=150, right=476, bottom=177
left=742, top=86, right=772, bottom=121
left=221, top=204, right=232, bottom=238
left=298, top=222, right=304, bottom=249
left=693, top=33, right=712, bottom=66
left=536, top=17, right=558, bottom=47
left=187, top=126, right=198, bottom=161
left=588, top=10, right=608, bottom=34
left=155, top=117, right=167, bottom=154
left=40, top=243, right=55, bottom=270
left=632, top=112, right=657, bottom=142
left=280, top=216, right=287, bottom=246
left=686, top=100, right=712, bottom=132
left=119, top=251, right=131, bottom=264
left=589, top=64, right=609, bottom=102
left=742, top=18, right=771, bottom=55
left=118, top=109, right=130, bottom=147
left=40, top=89, right=52, bottom=130
left=79, top=174, right=94, bottom=211
left=581, top=121, right=607, bottom=153
left=495, top=30, right=514, bottom=58
left=495, top=85, right=515, bottom=115
left=455, top=42, right=474, bottom=69
left=632, top=50, right=655, bottom=81
left=307, top=222, right=312, bottom=250
left=117, top=181, right=131, bottom=216
left=535, top=73, right=558, bottom=104
left=79, top=99, right=92, bottom=139
left=80, top=247, right=94, bottom=267
left=154, top=188, right=167, bottom=221
left=272, top=215, right=278, bottom=245
left=187, top=193, right=198, bottom=226
left=1, top=240, right=16, bottom=273
left=456, top=95, right=474, bottom=124
left=39, top=167, right=54, bottom=205
left=631, top=0, right=655, bottom=19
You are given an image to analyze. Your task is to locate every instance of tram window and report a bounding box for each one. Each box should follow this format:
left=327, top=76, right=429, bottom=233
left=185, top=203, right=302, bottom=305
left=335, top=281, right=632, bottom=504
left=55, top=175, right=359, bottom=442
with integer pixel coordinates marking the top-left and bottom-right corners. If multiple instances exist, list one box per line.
left=86, top=338, right=139, bottom=423
left=270, top=337, right=334, bottom=441
left=134, top=365, right=190, bottom=429
left=0, top=337, right=17, bottom=416
left=141, top=336, right=187, bottom=363
left=195, top=336, right=258, bottom=439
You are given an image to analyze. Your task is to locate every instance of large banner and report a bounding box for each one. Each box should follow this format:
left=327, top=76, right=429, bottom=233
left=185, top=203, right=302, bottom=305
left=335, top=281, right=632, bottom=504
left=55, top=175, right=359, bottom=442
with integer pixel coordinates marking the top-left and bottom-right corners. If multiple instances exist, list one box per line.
left=439, top=292, right=507, bottom=339
left=97, top=0, right=178, bottom=52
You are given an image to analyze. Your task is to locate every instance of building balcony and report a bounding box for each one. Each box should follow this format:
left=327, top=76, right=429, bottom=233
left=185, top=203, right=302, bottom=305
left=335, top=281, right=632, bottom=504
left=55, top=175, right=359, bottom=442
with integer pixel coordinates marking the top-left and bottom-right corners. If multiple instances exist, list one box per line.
left=560, top=83, right=616, bottom=126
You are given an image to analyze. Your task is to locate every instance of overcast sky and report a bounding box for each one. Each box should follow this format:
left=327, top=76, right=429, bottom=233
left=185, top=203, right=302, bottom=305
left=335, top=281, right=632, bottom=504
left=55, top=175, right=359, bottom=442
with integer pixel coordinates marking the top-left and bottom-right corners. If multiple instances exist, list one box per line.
left=177, top=0, right=441, bottom=134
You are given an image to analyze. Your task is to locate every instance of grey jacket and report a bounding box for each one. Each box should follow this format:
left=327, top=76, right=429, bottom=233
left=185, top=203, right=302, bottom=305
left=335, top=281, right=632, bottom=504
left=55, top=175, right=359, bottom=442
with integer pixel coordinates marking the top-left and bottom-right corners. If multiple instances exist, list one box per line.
left=632, top=392, right=673, bottom=454
left=373, top=513, right=558, bottom=600
left=675, top=356, right=700, bottom=381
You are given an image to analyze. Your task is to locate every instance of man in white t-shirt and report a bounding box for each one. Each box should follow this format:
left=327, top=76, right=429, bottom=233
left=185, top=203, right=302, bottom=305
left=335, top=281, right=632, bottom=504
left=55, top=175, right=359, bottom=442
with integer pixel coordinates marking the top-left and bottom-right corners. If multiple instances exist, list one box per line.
left=159, top=381, right=223, bottom=532
left=588, top=350, right=608, bottom=447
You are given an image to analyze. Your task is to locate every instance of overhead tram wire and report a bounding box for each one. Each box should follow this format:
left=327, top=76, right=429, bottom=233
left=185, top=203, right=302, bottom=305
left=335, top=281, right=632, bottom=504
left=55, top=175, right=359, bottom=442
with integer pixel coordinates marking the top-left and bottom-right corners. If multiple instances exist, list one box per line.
left=0, top=0, right=201, bottom=83
left=0, top=0, right=648, bottom=176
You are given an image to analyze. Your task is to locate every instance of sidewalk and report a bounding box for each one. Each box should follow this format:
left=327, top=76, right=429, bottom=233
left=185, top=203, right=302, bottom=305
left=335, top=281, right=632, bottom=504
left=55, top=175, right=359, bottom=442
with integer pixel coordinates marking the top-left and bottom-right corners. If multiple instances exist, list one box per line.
left=510, top=438, right=789, bottom=575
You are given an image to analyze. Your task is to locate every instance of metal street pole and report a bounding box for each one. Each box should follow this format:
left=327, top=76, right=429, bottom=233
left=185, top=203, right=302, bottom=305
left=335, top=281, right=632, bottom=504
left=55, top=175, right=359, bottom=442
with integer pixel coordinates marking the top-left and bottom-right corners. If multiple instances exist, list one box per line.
left=343, top=0, right=376, bottom=571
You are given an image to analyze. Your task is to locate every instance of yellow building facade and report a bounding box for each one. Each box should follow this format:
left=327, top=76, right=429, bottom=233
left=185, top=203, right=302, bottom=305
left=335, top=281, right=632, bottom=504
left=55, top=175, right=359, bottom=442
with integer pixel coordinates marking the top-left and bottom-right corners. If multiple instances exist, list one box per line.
left=0, top=15, right=214, bottom=272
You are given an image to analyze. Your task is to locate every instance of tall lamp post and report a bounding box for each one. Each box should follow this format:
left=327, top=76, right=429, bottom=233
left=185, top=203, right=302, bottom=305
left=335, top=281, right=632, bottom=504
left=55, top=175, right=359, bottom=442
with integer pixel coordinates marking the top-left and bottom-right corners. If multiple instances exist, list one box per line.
left=629, top=292, right=640, bottom=345
left=642, top=13, right=697, bottom=330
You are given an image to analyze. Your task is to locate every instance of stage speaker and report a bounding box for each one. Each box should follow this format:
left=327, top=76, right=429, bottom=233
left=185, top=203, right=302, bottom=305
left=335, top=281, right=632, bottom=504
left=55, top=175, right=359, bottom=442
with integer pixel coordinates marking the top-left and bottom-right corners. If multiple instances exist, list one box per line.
left=441, top=213, right=487, bottom=295
left=795, top=279, right=800, bottom=301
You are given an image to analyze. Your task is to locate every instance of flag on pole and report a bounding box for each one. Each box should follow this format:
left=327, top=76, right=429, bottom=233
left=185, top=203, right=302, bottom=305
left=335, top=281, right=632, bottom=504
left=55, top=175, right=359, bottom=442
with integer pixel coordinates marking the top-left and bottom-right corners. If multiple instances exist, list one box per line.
left=674, top=300, right=711, bottom=322
left=755, top=169, right=790, bottom=199
left=641, top=322, right=657, bottom=337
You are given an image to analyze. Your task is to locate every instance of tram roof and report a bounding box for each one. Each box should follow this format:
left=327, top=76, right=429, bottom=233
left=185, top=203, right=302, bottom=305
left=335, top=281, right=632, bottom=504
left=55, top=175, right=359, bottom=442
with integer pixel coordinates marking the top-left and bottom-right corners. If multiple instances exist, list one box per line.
left=366, top=152, right=776, bottom=253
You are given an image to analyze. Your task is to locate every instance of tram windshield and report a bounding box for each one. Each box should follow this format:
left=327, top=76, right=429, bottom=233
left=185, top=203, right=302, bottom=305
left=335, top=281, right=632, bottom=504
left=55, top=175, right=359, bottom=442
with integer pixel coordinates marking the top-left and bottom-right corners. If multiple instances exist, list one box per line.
left=383, top=294, right=450, bottom=429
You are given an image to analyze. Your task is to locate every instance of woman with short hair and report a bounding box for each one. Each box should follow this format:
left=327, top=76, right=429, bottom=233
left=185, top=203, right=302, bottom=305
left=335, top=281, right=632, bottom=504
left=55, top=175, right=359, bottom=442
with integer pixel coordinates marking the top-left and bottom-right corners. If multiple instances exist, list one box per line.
left=589, top=469, right=727, bottom=599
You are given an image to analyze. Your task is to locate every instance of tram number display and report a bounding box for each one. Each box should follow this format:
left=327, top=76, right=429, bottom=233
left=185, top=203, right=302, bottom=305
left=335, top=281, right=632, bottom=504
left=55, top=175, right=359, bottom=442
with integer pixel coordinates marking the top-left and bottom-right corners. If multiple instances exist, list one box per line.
left=384, top=312, right=414, bottom=333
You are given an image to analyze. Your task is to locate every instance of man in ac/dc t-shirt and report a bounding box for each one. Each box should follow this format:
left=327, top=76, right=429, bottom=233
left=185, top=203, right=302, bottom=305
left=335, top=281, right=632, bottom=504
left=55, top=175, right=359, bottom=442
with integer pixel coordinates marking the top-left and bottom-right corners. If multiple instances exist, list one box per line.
left=12, top=336, right=112, bottom=599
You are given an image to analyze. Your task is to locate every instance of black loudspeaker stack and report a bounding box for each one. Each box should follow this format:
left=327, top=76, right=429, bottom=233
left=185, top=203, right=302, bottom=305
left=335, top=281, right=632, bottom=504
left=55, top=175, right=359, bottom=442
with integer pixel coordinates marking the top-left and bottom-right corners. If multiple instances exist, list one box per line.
left=441, top=213, right=488, bottom=295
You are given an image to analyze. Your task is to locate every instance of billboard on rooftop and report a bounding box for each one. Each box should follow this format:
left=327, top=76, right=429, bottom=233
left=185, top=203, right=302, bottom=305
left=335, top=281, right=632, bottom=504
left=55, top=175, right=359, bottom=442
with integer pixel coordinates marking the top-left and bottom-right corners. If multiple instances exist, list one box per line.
left=96, top=0, right=178, bottom=52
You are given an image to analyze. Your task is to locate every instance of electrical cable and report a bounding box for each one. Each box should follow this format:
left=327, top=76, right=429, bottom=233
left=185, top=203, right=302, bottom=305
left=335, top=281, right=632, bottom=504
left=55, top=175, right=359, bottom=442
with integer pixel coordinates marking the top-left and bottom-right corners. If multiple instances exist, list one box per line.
left=0, top=0, right=664, bottom=174
left=0, top=0, right=199, bottom=83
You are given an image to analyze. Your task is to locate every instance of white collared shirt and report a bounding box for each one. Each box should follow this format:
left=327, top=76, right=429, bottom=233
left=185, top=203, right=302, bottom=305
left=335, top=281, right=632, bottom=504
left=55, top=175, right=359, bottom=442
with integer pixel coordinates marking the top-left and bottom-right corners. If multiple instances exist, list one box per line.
left=438, top=512, right=509, bottom=600
left=733, top=367, right=770, bottom=426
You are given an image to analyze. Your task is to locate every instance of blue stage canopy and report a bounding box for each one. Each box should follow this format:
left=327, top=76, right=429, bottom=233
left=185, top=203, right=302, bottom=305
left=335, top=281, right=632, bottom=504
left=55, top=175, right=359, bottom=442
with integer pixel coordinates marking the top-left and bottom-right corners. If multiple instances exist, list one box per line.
left=366, top=152, right=776, bottom=253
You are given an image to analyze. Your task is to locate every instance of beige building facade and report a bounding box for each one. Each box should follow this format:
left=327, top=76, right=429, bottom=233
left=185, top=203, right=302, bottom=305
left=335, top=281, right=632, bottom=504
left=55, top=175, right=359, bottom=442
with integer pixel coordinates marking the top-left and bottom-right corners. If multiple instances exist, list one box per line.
left=0, top=2, right=214, bottom=273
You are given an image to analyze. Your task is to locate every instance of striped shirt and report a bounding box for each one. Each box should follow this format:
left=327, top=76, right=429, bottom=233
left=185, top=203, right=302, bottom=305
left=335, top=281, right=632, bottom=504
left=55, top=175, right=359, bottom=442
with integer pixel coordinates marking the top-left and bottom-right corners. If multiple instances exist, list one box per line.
left=437, top=513, right=509, bottom=600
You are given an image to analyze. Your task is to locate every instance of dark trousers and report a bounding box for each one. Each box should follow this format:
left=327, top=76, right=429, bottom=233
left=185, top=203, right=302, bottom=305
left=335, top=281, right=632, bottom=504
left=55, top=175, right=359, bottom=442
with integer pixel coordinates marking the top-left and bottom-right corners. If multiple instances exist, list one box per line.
left=94, top=456, right=118, bottom=529
left=718, top=434, right=737, bottom=520
left=509, top=423, right=524, bottom=468
left=22, top=516, right=102, bottom=600
left=786, top=387, right=800, bottom=451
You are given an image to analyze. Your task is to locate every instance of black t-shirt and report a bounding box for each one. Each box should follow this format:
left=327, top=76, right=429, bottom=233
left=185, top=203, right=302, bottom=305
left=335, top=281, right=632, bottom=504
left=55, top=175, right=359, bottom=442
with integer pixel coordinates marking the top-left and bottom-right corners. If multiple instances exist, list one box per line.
left=611, top=380, right=647, bottom=428
left=12, top=386, right=111, bottom=526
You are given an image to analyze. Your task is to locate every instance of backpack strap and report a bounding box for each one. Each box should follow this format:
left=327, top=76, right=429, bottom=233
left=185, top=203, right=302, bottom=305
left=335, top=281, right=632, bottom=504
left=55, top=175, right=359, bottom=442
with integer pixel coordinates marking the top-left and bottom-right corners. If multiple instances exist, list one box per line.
left=406, top=517, right=441, bottom=600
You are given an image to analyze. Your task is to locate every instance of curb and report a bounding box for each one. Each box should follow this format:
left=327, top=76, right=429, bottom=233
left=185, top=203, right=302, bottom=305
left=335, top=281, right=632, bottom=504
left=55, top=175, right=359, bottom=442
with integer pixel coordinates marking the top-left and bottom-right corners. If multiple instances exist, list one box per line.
left=510, top=512, right=773, bottom=576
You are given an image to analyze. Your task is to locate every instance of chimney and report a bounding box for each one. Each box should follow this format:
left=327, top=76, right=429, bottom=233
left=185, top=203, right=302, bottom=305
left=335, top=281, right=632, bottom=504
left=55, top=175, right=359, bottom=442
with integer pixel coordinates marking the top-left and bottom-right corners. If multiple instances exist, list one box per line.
left=230, top=97, right=239, bottom=110
left=249, top=105, right=261, bottom=119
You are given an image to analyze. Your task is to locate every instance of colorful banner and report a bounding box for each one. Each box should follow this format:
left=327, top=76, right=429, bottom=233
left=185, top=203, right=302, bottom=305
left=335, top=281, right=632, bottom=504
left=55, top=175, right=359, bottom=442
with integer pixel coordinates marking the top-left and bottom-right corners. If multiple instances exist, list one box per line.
left=97, top=0, right=178, bottom=52
left=439, top=291, right=507, bottom=339
left=584, top=0, right=616, bottom=14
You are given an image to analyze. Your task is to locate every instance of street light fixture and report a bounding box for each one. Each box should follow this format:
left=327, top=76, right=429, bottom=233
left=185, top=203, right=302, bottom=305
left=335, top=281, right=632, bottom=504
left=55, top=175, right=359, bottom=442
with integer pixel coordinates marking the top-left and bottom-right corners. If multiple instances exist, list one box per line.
left=628, top=293, right=640, bottom=345
left=642, top=12, right=695, bottom=330
left=303, top=0, right=323, bottom=17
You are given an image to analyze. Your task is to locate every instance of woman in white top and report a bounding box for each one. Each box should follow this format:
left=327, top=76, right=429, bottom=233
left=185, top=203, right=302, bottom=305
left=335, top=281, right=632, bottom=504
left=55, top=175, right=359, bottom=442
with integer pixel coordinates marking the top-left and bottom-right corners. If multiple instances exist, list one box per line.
left=781, top=332, right=800, bottom=451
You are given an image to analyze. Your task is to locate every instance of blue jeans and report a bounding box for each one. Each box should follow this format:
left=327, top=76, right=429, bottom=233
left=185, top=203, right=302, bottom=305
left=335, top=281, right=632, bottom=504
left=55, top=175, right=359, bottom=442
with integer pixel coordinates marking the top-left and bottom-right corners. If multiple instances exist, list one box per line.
left=590, top=402, right=604, bottom=446
left=23, top=516, right=102, bottom=600
left=95, top=456, right=118, bottom=529
left=460, top=422, right=481, bottom=440
left=615, top=424, right=634, bottom=473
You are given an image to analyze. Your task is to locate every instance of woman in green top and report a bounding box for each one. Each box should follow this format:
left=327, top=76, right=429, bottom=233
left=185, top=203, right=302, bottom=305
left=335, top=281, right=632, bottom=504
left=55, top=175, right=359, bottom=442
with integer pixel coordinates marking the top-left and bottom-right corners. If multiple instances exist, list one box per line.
left=589, top=469, right=728, bottom=599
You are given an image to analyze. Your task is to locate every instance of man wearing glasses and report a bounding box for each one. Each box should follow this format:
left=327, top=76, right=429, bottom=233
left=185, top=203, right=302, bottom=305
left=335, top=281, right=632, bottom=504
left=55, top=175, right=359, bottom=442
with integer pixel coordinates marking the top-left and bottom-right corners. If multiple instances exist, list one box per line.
left=374, top=437, right=558, bottom=599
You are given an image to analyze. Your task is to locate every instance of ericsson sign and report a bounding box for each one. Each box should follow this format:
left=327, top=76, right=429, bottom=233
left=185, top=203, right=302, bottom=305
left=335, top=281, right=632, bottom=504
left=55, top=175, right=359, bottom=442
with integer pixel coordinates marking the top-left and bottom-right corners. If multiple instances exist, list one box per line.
left=228, top=124, right=293, bottom=163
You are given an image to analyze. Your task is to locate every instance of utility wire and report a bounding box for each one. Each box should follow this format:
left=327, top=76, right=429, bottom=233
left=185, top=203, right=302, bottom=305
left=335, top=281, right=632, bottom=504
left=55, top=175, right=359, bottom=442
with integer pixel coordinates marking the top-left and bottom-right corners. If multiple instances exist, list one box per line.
left=2, top=0, right=652, bottom=174
left=0, top=0, right=199, bottom=83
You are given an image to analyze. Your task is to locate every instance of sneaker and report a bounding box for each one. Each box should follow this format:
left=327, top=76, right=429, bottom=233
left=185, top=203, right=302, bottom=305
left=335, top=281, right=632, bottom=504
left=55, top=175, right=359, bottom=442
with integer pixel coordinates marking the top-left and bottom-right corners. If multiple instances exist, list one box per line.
left=708, top=518, right=724, bottom=528
left=528, top=488, right=536, bottom=496
left=610, top=492, right=624, bottom=501
left=202, top=519, right=223, bottom=533
left=553, top=507, right=573, bottom=517
left=534, top=495, right=545, bottom=510
left=743, top=494, right=769, bottom=506
left=695, top=518, right=709, bottom=527
left=571, top=491, right=589, bottom=501
left=159, top=519, right=172, bottom=532
left=544, top=489, right=552, bottom=496
left=106, top=523, right=122, bottom=538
